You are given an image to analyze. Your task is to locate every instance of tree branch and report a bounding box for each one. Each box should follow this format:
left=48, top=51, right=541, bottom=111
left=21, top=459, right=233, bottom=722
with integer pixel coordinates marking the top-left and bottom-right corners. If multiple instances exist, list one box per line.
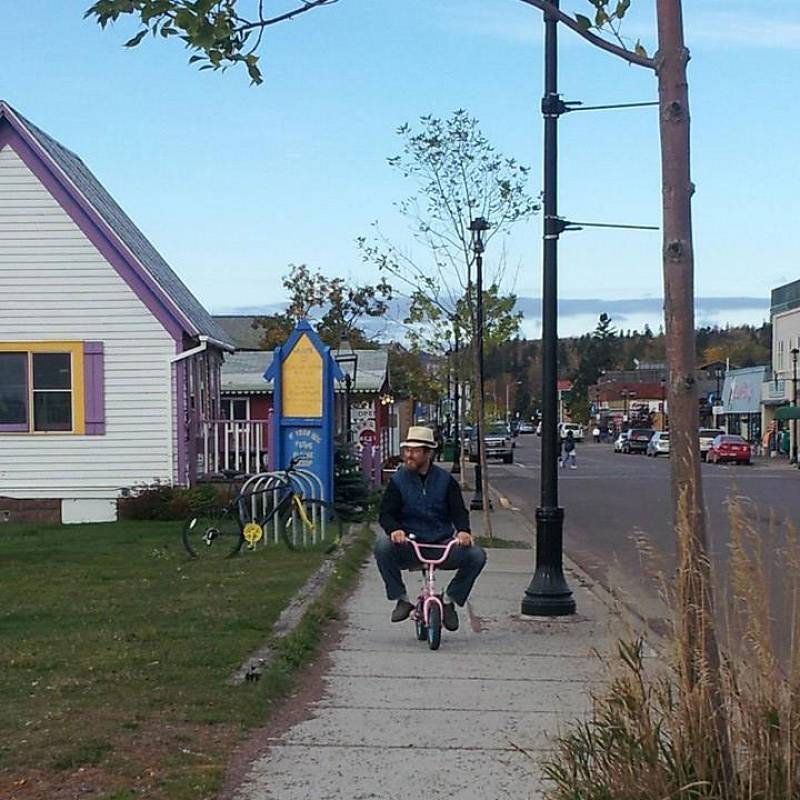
left=237, top=0, right=339, bottom=30
left=515, top=0, right=656, bottom=71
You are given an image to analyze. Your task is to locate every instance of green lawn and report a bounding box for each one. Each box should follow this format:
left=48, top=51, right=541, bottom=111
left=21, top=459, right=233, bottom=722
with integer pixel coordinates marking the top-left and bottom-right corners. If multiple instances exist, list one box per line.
left=0, top=520, right=333, bottom=798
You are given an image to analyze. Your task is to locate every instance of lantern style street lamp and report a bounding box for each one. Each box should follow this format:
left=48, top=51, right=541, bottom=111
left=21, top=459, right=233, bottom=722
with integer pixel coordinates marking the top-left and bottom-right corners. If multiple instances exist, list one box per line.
left=468, top=217, right=490, bottom=512
left=334, top=340, right=358, bottom=446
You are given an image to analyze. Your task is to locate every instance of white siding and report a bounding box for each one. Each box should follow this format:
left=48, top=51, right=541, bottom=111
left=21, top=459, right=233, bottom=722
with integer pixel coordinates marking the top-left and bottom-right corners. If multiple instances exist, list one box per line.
left=0, top=144, right=176, bottom=500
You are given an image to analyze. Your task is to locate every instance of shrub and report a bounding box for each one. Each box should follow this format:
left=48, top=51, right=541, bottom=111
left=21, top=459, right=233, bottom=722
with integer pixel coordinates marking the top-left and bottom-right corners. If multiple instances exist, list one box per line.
left=118, top=482, right=221, bottom=521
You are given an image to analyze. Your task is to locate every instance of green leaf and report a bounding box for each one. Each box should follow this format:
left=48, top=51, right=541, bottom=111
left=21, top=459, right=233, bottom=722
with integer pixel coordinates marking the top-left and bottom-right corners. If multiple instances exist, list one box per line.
left=124, top=29, right=148, bottom=48
left=595, top=8, right=608, bottom=26
left=616, top=0, right=631, bottom=20
left=574, top=13, right=592, bottom=31
left=634, top=39, right=648, bottom=58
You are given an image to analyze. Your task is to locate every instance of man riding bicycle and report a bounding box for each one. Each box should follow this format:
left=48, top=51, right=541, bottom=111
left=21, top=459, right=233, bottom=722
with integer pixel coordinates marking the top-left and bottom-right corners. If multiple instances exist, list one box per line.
left=374, top=426, right=487, bottom=632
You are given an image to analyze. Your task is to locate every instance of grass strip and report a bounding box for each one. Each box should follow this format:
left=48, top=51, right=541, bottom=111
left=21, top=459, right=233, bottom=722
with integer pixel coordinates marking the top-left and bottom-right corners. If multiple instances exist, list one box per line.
left=475, top=535, right=531, bottom=549
left=0, top=520, right=373, bottom=799
left=255, top=524, right=376, bottom=707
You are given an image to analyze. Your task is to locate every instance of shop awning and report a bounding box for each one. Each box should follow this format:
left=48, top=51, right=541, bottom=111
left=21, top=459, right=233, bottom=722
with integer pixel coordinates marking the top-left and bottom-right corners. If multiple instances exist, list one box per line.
left=775, top=405, right=800, bottom=421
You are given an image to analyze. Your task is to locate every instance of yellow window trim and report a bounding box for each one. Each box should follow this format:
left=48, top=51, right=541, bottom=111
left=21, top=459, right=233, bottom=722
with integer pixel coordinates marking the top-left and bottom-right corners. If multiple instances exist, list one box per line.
left=0, top=341, right=85, bottom=435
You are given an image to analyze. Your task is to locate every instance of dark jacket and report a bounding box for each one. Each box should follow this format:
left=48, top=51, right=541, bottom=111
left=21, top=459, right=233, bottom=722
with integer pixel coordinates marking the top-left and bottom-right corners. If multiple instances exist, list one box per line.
left=379, top=464, right=468, bottom=543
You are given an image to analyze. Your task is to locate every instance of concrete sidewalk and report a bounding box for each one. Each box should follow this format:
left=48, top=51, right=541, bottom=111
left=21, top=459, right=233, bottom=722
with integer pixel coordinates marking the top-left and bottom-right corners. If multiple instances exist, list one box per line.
left=232, top=506, right=633, bottom=800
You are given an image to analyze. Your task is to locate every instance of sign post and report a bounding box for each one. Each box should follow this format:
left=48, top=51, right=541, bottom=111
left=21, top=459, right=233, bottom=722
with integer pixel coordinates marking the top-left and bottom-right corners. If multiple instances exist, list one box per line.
left=264, top=320, right=342, bottom=502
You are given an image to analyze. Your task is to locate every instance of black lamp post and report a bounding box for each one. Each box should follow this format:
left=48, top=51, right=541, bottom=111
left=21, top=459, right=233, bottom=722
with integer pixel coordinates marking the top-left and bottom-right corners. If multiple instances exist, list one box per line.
left=468, top=216, right=490, bottom=512
left=334, top=341, right=358, bottom=446
left=792, top=348, right=799, bottom=465
left=521, top=0, right=575, bottom=617
left=451, top=323, right=462, bottom=475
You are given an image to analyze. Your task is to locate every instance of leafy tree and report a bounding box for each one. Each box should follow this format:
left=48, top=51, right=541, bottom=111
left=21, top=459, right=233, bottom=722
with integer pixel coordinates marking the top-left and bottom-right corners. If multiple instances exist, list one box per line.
left=357, top=111, right=535, bottom=531
left=252, top=263, right=393, bottom=349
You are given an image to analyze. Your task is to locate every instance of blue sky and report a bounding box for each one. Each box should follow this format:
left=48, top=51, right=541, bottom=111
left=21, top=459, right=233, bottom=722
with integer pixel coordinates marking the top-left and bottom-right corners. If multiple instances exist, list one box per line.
left=1, top=1, right=797, bottom=337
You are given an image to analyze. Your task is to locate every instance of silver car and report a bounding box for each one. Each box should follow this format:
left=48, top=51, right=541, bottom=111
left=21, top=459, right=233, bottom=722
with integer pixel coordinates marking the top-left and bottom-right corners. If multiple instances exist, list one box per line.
left=699, top=428, right=725, bottom=461
left=646, top=431, right=670, bottom=457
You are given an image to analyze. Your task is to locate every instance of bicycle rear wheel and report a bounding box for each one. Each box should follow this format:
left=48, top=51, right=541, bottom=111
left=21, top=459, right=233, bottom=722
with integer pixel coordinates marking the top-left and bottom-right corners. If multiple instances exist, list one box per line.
left=278, top=498, right=345, bottom=552
left=182, top=507, right=244, bottom=559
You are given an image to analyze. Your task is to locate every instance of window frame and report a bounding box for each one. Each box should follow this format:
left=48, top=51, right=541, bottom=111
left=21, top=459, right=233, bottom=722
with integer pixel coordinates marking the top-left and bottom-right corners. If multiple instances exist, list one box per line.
left=0, top=342, right=85, bottom=435
left=223, top=397, right=250, bottom=422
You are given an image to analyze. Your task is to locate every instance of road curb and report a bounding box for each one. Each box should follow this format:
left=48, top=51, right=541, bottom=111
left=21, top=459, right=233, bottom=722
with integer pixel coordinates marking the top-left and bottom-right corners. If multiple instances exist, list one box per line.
left=229, top=524, right=377, bottom=685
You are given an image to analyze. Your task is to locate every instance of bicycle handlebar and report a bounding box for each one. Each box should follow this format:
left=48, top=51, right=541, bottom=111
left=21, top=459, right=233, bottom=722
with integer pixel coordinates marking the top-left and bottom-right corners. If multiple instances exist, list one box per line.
left=406, top=534, right=460, bottom=566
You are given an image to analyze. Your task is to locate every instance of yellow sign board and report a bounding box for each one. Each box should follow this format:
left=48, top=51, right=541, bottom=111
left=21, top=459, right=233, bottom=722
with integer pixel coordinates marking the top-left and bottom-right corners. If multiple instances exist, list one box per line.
left=282, top=334, right=323, bottom=418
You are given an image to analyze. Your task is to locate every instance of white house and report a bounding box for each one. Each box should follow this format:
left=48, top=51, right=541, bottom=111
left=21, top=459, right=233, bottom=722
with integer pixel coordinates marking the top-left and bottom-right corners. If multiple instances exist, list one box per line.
left=0, top=101, right=235, bottom=523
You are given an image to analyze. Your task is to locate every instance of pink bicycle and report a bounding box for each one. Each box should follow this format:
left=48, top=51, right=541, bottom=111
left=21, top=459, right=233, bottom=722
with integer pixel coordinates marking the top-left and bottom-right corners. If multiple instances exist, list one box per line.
left=407, top=534, right=459, bottom=651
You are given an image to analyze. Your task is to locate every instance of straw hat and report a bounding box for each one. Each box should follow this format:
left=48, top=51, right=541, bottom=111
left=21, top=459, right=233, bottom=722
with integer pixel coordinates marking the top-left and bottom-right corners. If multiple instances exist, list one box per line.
left=400, top=426, right=437, bottom=449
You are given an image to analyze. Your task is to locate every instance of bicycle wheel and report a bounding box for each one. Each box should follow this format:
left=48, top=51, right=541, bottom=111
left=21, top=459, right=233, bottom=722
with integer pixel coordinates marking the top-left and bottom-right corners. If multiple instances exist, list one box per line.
left=278, top=498, right=345, bottom=552
left=182, top=507, right=244, bottom=559
left=427, top=604, right=442, bottom=651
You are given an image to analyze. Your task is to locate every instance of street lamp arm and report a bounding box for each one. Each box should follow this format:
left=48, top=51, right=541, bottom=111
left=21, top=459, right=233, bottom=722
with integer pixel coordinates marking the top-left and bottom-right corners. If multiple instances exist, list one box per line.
left=515, top=0, right=657, bottom=71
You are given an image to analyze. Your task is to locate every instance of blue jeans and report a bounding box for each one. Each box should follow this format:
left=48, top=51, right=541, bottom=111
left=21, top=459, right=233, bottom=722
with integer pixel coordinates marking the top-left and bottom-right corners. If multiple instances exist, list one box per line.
left=373, top=535, right=487, bottom=607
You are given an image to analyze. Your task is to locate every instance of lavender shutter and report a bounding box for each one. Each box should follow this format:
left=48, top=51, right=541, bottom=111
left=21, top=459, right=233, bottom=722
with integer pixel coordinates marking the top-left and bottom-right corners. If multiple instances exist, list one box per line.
left=83, top=341, right=105, bottom=435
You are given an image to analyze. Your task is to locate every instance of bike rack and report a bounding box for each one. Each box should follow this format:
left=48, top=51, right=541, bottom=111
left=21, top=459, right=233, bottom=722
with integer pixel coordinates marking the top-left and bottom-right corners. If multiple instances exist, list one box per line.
left=237, top=468, right=326, bottom=546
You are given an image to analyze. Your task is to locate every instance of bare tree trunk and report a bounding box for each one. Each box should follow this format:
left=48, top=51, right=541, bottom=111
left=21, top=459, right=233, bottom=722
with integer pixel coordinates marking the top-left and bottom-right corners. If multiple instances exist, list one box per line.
left=656, top=1, right=732, bottom=789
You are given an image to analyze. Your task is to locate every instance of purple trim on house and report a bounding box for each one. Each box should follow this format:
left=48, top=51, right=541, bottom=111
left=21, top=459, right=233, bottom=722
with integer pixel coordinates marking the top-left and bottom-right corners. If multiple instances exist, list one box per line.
left=188, top=357, right=200, bottom=486
left=0, top=351, right=29, bottom=432
left=82, top=341, right=105, bottom=435
left=175, top=356, right=188, bottom=486
left=0, top=124, right=186, bottom=343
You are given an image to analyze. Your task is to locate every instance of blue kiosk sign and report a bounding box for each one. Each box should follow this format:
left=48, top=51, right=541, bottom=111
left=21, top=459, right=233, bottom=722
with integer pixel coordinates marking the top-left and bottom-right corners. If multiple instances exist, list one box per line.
left=264, top=320, right=342, bottom=503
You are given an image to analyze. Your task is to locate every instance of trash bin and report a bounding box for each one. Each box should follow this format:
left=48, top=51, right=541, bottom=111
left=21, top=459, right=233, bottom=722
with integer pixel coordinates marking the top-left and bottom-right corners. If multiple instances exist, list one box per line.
left=441, top=439, right=456, bottom=461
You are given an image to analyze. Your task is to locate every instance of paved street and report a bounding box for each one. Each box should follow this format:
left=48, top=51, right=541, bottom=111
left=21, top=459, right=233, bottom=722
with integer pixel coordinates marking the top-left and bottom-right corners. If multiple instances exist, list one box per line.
left=487, top=433, right=800, bottom=634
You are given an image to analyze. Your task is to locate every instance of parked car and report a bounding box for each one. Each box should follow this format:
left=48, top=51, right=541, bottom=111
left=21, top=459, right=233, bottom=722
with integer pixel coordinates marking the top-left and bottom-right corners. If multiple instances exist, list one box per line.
left=646, top=431, right=670, bottom=457
left=707, top=434, right=751, bottom=465
left=469, top=421, right=514, bottom=464
left=699, top=428, right=725, bottom=461
left=558, top=422, right=584, bottom=441
left=623, top=428, right=655, bottom=454
left=613, top=430, right=630, bottom=453
left=519, top=421, right=535, bottom=434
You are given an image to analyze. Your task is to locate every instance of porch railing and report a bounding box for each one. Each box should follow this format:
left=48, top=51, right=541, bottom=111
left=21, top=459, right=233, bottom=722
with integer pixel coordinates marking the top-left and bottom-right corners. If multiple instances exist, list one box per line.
left=198, top=419, right=271, bottom=476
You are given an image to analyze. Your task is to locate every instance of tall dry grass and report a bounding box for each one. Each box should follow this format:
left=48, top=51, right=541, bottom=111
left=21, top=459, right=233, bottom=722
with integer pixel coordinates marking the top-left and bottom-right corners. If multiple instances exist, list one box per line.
left=543, top=495, right=800, bottom=799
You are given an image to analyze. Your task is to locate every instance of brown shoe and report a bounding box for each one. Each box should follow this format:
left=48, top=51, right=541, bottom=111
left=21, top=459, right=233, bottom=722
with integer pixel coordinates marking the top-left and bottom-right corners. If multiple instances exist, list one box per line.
left=391, top=599, right=415, bottom=622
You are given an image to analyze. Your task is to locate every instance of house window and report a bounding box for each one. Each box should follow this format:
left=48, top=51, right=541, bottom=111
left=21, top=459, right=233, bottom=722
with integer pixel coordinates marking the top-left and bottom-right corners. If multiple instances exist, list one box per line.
left=32, top=352, right=73, bottom=431
left=0, top=343, right=86, bottom=434
left=223, top=398, right=249, bottom=421
left=0, top=352, right=27, bottom=428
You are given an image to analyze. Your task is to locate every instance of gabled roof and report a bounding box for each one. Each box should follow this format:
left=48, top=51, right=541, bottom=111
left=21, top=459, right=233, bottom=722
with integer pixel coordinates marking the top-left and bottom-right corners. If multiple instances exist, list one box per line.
left=0, top=101, right=234, bottom=349
left=221, top=348, right=389, bottom=394
left=213, top=315, right=268, bottom=350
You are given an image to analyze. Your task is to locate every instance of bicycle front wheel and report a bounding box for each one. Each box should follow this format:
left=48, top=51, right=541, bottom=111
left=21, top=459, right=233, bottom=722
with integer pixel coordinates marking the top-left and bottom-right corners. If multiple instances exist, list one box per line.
left=182, top=507, right=244, bottom=559
left=427, top=604, right=442, bottom=651
left=278, top=498, right=345, bottom=552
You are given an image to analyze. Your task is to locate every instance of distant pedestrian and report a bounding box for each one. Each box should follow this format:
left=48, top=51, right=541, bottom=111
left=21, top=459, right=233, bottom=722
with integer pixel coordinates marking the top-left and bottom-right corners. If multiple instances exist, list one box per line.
left=562, top=430, right=577, bottom=469
left=592, top=426, right=600, bottom=443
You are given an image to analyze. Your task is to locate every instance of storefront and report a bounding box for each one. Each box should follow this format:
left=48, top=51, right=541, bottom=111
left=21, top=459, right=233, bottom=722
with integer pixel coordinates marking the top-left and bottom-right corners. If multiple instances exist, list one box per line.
left=720, top=366, right=767, bottom=444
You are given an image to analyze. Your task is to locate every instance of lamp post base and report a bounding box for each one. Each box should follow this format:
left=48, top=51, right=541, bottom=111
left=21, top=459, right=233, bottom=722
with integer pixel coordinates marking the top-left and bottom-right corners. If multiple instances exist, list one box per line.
left=521, top=506, right=576, bottom=617
left=451, top=445, right=461, bottom=475
left=469, top=463, right=492, bottom=510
